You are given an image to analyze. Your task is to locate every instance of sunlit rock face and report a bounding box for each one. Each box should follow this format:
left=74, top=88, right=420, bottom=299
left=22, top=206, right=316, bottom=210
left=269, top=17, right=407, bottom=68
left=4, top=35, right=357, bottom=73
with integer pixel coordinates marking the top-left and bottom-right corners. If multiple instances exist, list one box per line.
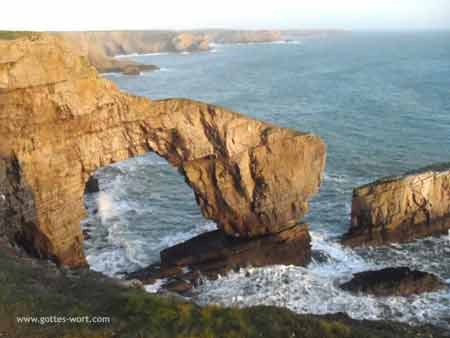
left=342, top=163, right=450, bottom=246
left=0, top=34, right=326, bottom=267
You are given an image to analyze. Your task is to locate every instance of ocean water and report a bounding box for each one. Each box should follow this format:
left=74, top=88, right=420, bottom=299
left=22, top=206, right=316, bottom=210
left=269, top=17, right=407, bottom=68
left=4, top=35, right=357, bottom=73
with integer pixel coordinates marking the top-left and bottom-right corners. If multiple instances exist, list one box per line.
left=82, top=32, right=450, bottom=328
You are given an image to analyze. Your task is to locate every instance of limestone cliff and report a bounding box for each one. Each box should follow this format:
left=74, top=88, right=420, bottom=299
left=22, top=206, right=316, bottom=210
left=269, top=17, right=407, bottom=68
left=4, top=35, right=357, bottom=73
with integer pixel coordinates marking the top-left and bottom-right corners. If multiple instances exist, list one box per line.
left=54, top=30, right=283, bottom=74
left=342, top=163, right=450, bottom=246
left=53, top=32, right=160, bottom=74
left=56, top=30, right=283, bottom=57
left=0, top=34, right=325, bottom=267
left=1, top=29, right=342, bottom=75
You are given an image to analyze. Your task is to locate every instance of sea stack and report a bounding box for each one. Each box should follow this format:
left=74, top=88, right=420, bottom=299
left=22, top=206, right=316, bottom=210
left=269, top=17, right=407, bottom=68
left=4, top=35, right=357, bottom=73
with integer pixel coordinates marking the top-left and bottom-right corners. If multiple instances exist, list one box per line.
left=342, top=163, right=450, bottom=246
left=0, top=34, right=326, bottom=267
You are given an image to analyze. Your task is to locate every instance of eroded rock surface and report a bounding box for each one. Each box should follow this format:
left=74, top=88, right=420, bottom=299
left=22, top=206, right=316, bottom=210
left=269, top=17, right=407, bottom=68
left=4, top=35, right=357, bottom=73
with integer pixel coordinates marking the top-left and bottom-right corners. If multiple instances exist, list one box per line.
left=127, top=224, right=311, bottom=294
left=343, top=163, right=450, bottom=246
left=0, top=34, right=326, bottom=267
left=340, top=267, right=447, bottom=297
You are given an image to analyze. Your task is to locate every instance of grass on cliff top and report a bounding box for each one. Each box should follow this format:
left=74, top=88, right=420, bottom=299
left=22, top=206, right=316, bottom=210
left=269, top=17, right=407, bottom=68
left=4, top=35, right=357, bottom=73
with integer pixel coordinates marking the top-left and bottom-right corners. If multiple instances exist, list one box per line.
left=0, top=243, right=446, bottom=338
left=0, top=31, right=38, bottom=40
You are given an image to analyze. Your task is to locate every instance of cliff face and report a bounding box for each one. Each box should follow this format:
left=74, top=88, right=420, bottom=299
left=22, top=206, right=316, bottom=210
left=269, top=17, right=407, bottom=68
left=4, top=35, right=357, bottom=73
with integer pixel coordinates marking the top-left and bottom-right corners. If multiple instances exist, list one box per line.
left=54, top=30, right=283, bottom=74
left=1, top=29, right=337, bottom=75
left=343, top=164, right=450, bottom=246
left=53, top=32, right=160, bottom=74
left=56, top=30, right=282, bottom=57
left=58, top=31, right=210, bottom=56
left=0, top=35, right=326, bottom=267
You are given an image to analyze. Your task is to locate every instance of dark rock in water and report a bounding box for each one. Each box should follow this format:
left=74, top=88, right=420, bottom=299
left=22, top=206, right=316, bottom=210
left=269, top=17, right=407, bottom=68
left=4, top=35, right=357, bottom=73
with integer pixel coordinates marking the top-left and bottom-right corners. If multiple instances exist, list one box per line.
left=164, top=279, right=194, bottom=294
left=342, top=163, right=450, bottom=247
left=128, top=264, right=184, bottom=284
left=311, top=250, right=332, bottom=264
left=128, top=224, right=311, bottom=293
left=82, top=229, right=92, bottom=241
left=85, top=176, right=100, bottom=194
left=121, top=64, right=159, bottom=75
left=161, top=223, right=311, bottom=273
left=340, top=267, right=447, bottom=297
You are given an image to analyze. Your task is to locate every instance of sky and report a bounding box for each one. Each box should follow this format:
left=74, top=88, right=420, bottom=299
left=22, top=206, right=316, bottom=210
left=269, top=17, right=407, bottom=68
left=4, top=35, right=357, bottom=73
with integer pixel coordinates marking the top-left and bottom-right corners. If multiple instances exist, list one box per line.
left=1, top=0, right=450, bottom=31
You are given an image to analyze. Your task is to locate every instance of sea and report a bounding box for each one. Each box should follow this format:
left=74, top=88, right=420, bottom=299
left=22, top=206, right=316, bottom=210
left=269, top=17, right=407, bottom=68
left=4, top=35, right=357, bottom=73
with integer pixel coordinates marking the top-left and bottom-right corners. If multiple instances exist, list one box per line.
left=82, top=32, right=450, bottom=328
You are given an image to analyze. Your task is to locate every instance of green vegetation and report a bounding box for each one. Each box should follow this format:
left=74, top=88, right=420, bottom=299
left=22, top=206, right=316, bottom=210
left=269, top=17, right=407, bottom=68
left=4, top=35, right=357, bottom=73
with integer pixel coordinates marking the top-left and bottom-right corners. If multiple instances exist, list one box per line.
left=0, top=244, right=446, bottom=338
left=0, top=31, right=38, bottom=40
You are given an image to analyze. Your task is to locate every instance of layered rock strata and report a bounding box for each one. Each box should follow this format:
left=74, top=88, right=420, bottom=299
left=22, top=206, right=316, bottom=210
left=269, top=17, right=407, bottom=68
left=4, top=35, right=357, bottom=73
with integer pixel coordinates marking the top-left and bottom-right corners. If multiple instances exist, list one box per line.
left=0, top=34, right=326, bottom=267
left=128, top=224, right=311, bottom=294
left=342, top=163, right=450, bottom=246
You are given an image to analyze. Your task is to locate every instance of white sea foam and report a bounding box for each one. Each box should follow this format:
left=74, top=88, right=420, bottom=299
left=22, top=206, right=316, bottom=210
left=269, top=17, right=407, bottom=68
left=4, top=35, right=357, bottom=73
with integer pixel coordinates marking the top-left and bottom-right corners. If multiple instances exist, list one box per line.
left=193, top=229, right=450, bottom=327
left=100, top=72, right=123, bottom=77
left=96, top=191, right=115, bottom=223
left=115, top=52, right=170, bottom=59
left=145, top=279, right=166, bottom=293
left=156, top=67, right=173, bottom=73
left=271, top=40, right=302, bottom=45
left=139, top=69, right=173, bottom=77
left=323, top=173, right=349, bottom=184
left=87, top=249, right=131, bottom=277
left=115, top=52, right=140, bottom=58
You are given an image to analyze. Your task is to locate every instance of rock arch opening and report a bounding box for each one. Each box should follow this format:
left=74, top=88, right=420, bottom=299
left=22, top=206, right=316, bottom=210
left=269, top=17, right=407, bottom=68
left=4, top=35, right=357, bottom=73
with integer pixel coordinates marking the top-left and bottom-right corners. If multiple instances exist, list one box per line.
left=81, top=153, right=213, bottom=275
left=0, top=35, right=326, bottom=268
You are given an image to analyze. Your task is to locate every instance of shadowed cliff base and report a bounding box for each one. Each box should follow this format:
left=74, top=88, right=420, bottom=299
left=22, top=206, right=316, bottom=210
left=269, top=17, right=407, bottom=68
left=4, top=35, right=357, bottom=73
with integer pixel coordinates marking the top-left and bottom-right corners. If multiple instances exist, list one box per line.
left=0, top=241, right=448, bottom=338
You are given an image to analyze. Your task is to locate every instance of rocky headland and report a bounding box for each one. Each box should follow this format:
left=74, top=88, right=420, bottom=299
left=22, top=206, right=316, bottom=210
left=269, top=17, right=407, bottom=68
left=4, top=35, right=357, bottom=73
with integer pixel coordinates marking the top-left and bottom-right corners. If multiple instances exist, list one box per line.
left=0, top=33, right=326, bottom=270
left=1, top=31, right=449, bottom=338
left=0, top=29, right=348, bottom=75
left=53, top=30, right=285, bottom=75
left=342, top=163, right=450, bottom=246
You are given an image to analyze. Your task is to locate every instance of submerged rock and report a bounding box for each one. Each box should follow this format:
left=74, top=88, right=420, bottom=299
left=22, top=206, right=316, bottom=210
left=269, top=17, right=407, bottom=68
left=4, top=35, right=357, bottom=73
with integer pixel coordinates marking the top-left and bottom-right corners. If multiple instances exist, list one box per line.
left=342, top=163, right=450, bottom=246
left=0, top=34, right=326, bottom=267
left=84, top=176, right=99, bottom=194
left=340, top=267, right=447, bottom=297
left=128, top=224, right=311, bottom=294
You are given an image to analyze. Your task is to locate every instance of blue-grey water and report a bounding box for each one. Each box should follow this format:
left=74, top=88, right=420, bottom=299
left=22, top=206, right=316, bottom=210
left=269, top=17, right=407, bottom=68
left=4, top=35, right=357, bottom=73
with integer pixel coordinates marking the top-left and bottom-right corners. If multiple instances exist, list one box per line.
left=83, top=32, right=450, bottom=328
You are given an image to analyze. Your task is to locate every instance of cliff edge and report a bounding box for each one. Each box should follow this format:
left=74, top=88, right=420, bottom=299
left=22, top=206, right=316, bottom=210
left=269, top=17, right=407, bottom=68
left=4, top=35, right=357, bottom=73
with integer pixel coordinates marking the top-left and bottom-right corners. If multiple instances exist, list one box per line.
left=0, top=34, right=326, bottom=267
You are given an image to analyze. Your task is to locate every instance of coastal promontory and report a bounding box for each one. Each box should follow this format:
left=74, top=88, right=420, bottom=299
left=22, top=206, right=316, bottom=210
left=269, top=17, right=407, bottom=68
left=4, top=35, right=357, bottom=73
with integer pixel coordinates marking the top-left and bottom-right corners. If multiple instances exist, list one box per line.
left=0, top=34, right=326, bottom=267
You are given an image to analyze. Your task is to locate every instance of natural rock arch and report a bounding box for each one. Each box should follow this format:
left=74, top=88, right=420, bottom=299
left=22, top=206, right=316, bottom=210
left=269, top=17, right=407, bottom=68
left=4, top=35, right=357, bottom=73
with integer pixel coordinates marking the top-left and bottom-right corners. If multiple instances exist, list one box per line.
left=0, top=35, right=326, bottom=267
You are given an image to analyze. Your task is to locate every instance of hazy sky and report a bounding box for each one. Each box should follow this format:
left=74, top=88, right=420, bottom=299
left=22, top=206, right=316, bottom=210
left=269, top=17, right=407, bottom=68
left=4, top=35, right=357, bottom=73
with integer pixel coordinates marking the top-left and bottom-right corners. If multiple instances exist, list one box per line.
left=2, top=0, right=450, bottom=31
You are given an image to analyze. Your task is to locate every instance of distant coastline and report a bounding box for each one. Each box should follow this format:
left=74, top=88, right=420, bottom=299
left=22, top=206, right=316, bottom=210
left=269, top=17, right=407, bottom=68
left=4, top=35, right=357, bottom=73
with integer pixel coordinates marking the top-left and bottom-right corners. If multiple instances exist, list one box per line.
left=0, top=29, right=348, bottom=75
left=55, top=29, right=348, bottom=74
